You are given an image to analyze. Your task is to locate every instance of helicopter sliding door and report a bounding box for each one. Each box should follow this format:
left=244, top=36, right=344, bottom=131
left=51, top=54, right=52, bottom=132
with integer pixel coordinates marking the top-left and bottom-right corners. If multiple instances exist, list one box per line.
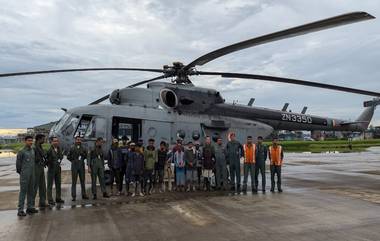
left=112, top=117, right=141, bottom=143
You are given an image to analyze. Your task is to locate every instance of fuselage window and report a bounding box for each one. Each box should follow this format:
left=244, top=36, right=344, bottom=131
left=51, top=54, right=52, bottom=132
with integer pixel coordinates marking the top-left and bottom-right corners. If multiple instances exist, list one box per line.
left=85, top=117, right=106, bottom=139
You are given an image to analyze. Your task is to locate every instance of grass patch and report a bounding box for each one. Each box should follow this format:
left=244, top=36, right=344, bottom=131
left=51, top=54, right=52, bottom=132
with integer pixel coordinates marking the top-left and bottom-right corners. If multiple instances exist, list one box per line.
left=263, top=139, right=380, bottom=153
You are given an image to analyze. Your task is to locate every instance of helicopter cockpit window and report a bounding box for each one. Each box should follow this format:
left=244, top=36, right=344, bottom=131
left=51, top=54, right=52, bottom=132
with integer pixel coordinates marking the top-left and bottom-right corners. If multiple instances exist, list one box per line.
left=61, top=115, right=80, bottom=136
left=52, top=113, right=70, bottom=133
left=74, top=115, right=92, bottom=138
left=84, top=117, right=106, bottom=139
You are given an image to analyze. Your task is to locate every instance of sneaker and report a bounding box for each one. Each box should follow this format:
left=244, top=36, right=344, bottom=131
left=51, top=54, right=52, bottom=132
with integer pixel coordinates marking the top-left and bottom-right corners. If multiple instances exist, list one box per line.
left=131, top=193, right=136, bottom=197
left=26, top=208, right=39, bottom=214
left=139, top=192, right=144, bottom=197
left=56, top=199, right=65, bottom=204
left=48, top=200, right=56, bottom=206
left=17, top=210, right=26, bottom=217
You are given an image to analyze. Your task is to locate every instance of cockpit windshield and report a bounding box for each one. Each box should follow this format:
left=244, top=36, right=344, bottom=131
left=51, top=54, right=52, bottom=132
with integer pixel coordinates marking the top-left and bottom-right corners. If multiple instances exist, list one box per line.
left=52, top=113, right=70, bottom=133
left=61, top=115, right=80, bottom=136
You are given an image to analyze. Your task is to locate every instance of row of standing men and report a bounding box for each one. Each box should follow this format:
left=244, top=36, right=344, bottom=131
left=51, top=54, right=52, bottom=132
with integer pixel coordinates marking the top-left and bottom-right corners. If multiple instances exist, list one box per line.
left=16, top=132, right=284, bottom=217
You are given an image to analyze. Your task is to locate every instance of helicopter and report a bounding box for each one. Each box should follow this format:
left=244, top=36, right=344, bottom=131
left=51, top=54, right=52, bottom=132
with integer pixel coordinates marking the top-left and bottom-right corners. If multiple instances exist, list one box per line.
left=1, top=11, right=380, bottom=153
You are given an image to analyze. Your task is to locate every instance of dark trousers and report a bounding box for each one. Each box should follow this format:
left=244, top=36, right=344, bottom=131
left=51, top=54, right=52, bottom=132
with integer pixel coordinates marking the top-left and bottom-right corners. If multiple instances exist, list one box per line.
left=144, top=169, right=154, bottom=193
left=71, top=165, right=86, bottom=198
left=33, top=164, right=46, bottom=206
left=47, top=166, right=61, bottom=202
left=230, top=161, right=241, bottom=188
left=116, top=167, right=126, bottom=192
left=197, top=166, right=202, bottom=187
left=154, top=168, right=164, bottom=187
left=109, top=167, right=118, bottom=190
left=243, top=163, right=256, bottom=191
left=270, top=165, right=282, bottom=191
left=255, top=163, right=266, bottom=191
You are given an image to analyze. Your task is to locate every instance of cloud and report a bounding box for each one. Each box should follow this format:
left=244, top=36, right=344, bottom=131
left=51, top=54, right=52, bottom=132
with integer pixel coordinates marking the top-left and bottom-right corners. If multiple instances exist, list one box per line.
left=0, top=0, right=380, bottom=128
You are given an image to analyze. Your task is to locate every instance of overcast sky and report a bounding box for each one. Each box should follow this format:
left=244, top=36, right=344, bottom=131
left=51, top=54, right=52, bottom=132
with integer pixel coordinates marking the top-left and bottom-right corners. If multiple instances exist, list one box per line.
left=1, top=0, right=380, bottom=128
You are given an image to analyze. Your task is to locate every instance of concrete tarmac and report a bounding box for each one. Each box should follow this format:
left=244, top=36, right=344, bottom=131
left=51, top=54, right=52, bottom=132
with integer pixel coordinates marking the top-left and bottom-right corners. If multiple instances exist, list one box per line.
left=0, top=148, right=379, bottom=241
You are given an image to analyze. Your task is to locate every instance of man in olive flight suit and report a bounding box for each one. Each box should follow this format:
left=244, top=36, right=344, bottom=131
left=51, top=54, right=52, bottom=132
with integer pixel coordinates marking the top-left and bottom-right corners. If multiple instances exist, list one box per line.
left=88, top=137, right=110, bottom=199
left=226, top=132, right=243, bottom=193
left=46, top=137, right=64, bottom=205
left=16, top=135, right=38, bottom=216
left=67, top=136, right=89, bottom=201
left=33, top=134, right=47, bottom=209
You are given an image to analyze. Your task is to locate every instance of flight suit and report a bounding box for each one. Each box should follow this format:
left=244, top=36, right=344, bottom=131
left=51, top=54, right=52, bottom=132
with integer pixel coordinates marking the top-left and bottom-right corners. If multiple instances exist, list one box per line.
left=88, top=147, right=106, bottom=195
left=214, top=144, right=228, bottom=190
left=47, top=146, right=64, bottom=203
left=269, top=145, right=284, bottom=192
left=33, top=144, right=47, bottom=207
left=226, top=140, right=243, bottom=191
left=16, top=146, right=35, bottom=212
left=255, top=143, right=268, bottom=191
left=67, top=144, right=87, bottom=199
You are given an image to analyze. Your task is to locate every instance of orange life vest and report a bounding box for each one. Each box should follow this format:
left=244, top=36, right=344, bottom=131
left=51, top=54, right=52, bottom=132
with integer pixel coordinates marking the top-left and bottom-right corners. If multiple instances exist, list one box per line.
left=243, top=143, right=256, bottom=163
left=269, top=145, right=283, bottom=166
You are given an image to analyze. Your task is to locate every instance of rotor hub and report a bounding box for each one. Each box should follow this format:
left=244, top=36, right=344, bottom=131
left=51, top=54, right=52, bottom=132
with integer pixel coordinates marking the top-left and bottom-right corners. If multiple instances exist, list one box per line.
left=162, top=62, right=195, bottom=84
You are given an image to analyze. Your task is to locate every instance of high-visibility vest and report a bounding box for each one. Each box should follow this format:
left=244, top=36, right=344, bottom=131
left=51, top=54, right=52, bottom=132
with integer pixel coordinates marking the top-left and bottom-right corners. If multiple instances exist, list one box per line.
left=243, top=144, right=256, bottom=163
left=269, top=145, right=283, bottom=166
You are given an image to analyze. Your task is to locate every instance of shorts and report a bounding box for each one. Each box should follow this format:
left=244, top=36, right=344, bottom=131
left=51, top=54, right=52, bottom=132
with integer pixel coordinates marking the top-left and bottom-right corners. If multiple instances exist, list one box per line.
left=202, top=169, right=213, bottom=178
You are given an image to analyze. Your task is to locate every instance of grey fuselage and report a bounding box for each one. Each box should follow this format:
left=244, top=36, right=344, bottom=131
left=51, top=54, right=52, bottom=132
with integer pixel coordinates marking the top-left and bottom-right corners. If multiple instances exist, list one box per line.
left=50, top=82, right=375, bottom=154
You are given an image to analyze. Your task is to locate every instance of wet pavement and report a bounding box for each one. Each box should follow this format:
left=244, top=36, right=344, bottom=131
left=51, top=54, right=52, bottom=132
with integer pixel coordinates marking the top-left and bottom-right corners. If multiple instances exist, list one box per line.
left=0, top=148, right=379, bottom=241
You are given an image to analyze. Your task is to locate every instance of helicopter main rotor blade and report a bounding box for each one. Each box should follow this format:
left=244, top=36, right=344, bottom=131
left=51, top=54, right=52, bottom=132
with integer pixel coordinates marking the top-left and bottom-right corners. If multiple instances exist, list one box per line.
left=89, top=94, right=111, bottom=105
left=127, top=74, right=169, bottom=88
left=0, top=68, right=164, bottom=78
left=89, top=74, right=168, bottom=105
left=196, top=71, right=380, bottom=97
left=184, top=12, right=374, bottom=70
